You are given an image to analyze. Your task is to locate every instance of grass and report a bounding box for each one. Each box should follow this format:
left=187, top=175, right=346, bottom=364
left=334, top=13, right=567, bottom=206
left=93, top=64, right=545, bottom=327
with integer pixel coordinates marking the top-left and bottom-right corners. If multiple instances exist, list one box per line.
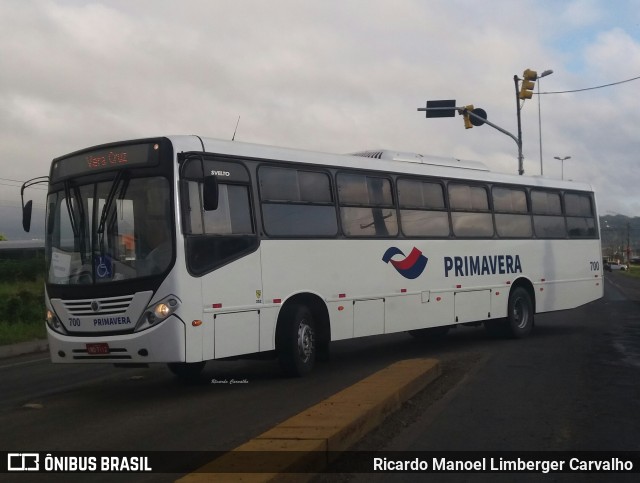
left=0, top=321, right=46, bottom=345
left=0, top=278, right=47, bottom=346
left=0, top=279, right=44, bottom=297
left=620, top=264, right=640, bottom=279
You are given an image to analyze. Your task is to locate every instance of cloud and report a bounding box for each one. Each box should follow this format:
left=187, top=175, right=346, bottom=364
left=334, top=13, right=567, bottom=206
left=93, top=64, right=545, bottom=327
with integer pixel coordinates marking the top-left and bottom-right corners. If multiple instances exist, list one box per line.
left=1, top=0, right=640, bottom=240
left=560, top=0, right=605, bottom=28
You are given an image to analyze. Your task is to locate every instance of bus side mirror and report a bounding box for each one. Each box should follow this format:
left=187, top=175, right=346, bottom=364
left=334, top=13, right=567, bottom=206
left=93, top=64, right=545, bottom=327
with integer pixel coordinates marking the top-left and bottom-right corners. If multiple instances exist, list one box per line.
left=20, top=176, right=49, bottom=233
left=22, top=200, right=33, bottom=232
left=203, top=176, right=219, bottom=211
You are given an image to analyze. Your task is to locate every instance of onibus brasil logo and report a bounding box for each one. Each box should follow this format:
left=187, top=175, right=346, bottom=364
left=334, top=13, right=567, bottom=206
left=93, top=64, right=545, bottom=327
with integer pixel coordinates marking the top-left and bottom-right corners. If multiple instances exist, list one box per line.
left=382, top=247, right=428, bottom=279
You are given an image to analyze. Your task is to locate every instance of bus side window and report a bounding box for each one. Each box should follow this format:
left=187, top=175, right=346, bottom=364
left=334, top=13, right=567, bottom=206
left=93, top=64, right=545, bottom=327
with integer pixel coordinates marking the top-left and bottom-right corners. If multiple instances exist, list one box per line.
left=259, top=166, right=337, bottom=237
left=337, top=173, right=397, bottom=237
left=202, top=184, right=254, bottom=235
left=184, top=180, right=204, bottom=234
left=398, top=179, right=449, bottom=237
left=492, top=186, right=532, bottom=238
left=448, top=183, right=493, bottom=238
left=565, top=193, right=596, bottom=238
left=531, top=190, right=567, bottom=238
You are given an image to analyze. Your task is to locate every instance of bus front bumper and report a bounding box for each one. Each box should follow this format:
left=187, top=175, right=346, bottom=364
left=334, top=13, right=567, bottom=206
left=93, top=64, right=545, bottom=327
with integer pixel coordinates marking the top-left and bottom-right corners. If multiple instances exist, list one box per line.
left=47, top=316, right=187, bottom=364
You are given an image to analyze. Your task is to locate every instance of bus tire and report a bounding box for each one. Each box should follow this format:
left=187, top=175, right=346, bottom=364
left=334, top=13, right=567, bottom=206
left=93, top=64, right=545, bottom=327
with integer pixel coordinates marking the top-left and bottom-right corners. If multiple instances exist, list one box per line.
left=505, top=286, right=534, bottom=338
left=408, top=326, right=450, bottom=340
left=277, top=304, right=316, bottom=377
left=167, top=361, right=206, bottom=381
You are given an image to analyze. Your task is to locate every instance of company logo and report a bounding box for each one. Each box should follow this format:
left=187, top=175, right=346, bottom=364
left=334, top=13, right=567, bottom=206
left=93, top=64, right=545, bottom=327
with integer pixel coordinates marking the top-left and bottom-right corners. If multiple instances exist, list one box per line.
left=382, top=247, right=428, bottom=279
left=91, top=300, right=100, bottom=313
left=210, top=170, right=230, bottom=177
left=8, top=453, right=39, bottom=471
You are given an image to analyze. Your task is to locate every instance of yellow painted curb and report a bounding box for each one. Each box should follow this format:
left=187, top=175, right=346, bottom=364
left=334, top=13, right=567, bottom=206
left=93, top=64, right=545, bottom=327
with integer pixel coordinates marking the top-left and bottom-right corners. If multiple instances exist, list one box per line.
left=177, top=358, right=440, bottom=483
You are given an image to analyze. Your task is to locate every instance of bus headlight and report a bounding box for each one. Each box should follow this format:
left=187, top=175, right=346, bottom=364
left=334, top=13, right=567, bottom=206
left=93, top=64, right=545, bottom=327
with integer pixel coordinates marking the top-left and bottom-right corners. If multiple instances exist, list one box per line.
left=135, top=296, right=181, bottom=332
left=46, top=309, right=67, bottom=335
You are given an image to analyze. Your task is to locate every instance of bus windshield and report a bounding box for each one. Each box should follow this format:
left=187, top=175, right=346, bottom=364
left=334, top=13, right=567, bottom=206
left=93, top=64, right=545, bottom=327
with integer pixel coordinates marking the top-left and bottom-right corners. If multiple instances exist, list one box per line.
left=46, top=176, right=173, bottom=285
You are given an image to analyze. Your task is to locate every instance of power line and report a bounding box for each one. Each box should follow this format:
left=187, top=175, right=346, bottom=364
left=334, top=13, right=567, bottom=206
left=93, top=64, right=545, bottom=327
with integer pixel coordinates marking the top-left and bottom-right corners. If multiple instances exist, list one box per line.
left=538, top=75, right=640, bottom=95
left=0, top=178, right=48, bottom=190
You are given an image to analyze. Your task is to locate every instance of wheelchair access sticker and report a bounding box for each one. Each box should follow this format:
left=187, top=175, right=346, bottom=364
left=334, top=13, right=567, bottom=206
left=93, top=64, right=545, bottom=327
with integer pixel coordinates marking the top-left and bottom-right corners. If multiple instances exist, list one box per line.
left=94, top=255, right=113, bottom=280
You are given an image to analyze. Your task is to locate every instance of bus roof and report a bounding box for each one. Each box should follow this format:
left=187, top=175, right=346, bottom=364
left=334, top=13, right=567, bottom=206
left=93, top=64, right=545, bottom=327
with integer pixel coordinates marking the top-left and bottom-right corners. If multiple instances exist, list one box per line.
left=169, top=135, right=596, bottom=192
left=349, top=150, right=490, bottom=171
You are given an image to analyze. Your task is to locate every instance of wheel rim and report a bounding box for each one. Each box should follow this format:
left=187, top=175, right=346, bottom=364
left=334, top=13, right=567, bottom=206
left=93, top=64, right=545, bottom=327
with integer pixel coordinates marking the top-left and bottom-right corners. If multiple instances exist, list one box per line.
left=297, top=320, right=315, bottom=364
left=512, top=297, right=529, bottom=329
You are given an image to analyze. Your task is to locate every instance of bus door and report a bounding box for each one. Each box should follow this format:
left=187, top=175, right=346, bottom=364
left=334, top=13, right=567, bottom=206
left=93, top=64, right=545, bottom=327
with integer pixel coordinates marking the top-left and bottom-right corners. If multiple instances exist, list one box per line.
left=181, top=157, right=261, bottom=360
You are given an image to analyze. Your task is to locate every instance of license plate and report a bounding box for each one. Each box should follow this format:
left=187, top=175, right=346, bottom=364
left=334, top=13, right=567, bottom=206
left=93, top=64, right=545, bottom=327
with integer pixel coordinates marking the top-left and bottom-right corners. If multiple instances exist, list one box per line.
left=86, top=343, right=110, bottom=355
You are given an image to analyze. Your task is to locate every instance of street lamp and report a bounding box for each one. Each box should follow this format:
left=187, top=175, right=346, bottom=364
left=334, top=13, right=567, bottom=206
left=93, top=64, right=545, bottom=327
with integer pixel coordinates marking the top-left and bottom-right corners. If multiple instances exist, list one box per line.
left=537, top=69, right=553, bottom=176
left=554, top=155, right=571, bottom=180
left=607, top=211, right=632, bottom=265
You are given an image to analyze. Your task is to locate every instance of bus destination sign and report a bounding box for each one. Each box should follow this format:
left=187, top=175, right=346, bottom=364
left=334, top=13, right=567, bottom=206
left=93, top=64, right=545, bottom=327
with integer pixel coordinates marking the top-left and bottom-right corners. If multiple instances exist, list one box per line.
left=51, top=143, right=159, bottom=181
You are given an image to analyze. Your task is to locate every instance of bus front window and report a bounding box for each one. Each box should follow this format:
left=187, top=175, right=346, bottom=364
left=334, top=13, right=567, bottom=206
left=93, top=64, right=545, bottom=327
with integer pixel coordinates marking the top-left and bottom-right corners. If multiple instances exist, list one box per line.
left=46, top=176, right=173, bottom=285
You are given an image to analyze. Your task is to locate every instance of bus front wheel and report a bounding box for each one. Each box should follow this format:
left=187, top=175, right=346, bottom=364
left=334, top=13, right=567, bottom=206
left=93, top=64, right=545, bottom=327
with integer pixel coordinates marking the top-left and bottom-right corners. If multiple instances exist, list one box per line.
left=277, top=304, right=316, bottom=377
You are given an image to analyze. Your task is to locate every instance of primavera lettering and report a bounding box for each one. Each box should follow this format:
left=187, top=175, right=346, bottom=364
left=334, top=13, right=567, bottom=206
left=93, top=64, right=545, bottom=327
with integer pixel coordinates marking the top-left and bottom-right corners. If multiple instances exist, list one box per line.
left=444, top=255, right=522, bottom=277
left=94, top=316, right=132, bottom=326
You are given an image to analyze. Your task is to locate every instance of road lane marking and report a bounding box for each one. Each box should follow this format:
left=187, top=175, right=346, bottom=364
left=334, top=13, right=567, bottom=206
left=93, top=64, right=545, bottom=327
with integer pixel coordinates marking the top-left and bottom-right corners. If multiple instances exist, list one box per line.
left=176, top=358, right=441, bottom=482
left=0, top=356, right=49, bottom=371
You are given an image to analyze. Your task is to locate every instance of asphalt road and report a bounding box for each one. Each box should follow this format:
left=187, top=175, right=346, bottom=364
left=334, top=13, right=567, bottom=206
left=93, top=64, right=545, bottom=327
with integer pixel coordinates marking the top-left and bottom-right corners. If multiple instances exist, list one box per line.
left=318, top=272, right=640, bottom=482
left=1, top=272, right=638, bottom=482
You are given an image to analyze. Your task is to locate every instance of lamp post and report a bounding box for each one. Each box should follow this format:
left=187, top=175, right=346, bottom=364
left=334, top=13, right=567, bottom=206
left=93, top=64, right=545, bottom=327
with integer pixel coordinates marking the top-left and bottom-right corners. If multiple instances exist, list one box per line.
left=554, top=155, right=571, bottom=180
left=537, top=69, right=553, bottom=175
left=607, top=211, right=632, bottom=265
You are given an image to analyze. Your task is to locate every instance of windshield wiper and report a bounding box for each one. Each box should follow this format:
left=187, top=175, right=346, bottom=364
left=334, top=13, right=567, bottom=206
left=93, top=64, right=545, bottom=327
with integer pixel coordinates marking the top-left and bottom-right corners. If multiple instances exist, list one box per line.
left=96, top=171, right=129, bottom=252
left=64, top=180, right=88, bottom=264
left=63, top=181, right=79, bottom=238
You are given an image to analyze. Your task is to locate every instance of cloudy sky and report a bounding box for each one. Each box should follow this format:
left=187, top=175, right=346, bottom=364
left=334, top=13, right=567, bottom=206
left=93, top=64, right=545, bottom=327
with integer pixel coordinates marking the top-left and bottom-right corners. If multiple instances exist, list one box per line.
left=1, top=0, right=639, bottom=240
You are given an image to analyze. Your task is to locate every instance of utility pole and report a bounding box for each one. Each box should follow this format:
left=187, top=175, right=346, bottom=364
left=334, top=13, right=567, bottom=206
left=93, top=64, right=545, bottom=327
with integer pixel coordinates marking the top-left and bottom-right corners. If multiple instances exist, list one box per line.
left=627, top=220, right=631, bottom=265
left=514, top=75, right=524, bottom=175
left=515, top=69, right=539, bottom=176
left=607, top=211, right=633, bottom=265
left=537, top=69, right=554, bottom=175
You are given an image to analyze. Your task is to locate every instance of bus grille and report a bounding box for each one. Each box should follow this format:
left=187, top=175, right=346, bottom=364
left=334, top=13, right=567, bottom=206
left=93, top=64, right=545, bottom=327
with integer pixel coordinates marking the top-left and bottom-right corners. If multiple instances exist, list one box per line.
left=62, top=295, right=135, bottom=316
left=71, top=347, right=132, bottom=360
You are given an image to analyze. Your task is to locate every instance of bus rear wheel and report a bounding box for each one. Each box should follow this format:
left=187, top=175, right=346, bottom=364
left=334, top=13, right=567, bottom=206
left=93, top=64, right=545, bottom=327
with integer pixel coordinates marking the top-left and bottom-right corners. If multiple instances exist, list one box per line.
left=485, top=286, right=534, bottom=338
left=167, top=361, right=206, bottom=381
left=277, top=304, right=316, bottom=377
left=506, top=286, right=534, bottom=338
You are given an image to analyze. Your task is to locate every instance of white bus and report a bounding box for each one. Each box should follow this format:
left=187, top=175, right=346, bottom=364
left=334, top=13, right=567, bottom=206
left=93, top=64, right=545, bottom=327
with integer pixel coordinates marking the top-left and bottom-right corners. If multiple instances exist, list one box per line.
left=22, top=136, right=603, bottom=378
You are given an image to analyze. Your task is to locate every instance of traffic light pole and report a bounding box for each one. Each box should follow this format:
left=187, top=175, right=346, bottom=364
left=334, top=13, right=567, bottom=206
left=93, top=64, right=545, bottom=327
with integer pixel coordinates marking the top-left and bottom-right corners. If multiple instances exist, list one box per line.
left=417, top=105, right=524, bottom=175
left=514, top=75, right=524, bottom=175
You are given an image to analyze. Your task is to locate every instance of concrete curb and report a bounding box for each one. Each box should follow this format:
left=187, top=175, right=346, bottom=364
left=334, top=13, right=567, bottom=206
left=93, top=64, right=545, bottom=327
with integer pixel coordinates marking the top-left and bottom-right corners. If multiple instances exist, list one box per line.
left=177, top=358, right=441, bottom=482
left=0, top=339, right=48, bottom=359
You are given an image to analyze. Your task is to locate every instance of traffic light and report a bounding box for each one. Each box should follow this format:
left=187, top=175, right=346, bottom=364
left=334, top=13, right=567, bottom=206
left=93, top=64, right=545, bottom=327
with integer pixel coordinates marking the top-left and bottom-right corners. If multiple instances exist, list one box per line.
left=460, top=105, right=474, bottom=129
left=519, top=69, right=538, bottom=99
